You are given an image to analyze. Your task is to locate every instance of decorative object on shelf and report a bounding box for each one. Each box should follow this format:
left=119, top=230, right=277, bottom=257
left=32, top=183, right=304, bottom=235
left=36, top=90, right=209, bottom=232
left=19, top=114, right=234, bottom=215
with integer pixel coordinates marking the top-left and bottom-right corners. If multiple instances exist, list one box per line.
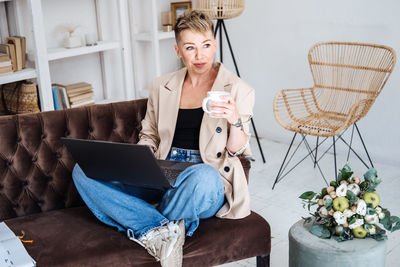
left=194, top=0, right=265, bottom=164
left=195, top=0, right=245, bottom=19
left=85, top=33, right=97, bottom=46
left=171, top=1, right=192, bottom=28
left=299, top=163, right=400, bottom=242
left=0, top=81, right=40, bottom=114
left=58, top=24, right=83, bottom=49
left=161, top=11, right=173, bottom=32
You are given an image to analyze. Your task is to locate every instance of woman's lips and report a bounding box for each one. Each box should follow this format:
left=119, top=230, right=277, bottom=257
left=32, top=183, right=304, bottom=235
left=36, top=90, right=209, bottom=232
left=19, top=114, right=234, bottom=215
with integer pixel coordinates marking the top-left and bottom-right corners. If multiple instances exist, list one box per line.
left=194, top=63, right=206, bottom=68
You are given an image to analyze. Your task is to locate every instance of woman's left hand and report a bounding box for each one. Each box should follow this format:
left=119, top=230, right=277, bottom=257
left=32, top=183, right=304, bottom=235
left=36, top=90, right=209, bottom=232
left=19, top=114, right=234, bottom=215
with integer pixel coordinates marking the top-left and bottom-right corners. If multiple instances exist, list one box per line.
left=210, top=95, right=239, bottom=124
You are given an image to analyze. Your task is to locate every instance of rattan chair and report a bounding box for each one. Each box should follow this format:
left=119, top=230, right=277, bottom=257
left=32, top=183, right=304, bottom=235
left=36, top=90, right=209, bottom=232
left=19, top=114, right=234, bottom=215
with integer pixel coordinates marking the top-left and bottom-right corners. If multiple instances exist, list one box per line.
left=272, top=42, right=396, bottom=189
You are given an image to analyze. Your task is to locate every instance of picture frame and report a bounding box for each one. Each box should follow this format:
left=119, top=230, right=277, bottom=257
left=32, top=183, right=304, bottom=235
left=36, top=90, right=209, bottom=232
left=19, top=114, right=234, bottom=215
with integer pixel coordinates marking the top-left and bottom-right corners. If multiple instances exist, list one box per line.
left=170, top=1, right=192, bottom=28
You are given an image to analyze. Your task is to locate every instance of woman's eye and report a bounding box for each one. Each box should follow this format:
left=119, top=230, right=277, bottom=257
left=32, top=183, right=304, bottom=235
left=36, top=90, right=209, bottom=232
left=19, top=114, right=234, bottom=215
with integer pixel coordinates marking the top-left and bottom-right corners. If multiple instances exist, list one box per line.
left=204, top=43, right=211, bottom=48
left=186, top=46, right=194, bottom=51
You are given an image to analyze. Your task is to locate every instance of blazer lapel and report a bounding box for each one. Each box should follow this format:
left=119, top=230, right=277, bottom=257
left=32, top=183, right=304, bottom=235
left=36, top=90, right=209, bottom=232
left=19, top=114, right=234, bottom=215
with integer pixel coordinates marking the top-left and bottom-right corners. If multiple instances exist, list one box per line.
left=199, top=64, right=233, bottom=155
left=158, top=67, right=187, bottom=158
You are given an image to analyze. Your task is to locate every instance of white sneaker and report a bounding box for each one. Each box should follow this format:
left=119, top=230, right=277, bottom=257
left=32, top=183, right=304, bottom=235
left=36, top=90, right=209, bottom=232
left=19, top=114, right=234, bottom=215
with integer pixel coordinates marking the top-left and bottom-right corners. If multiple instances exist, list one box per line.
left=131, top=220, right=185, bottom=262
left=160, top=220, right=185, bottom=267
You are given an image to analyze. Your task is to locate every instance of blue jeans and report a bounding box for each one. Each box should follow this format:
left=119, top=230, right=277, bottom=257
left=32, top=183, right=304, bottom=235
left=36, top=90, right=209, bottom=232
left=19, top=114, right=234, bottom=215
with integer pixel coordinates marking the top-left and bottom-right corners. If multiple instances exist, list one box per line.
left=72, top=147, right=224, bottom=239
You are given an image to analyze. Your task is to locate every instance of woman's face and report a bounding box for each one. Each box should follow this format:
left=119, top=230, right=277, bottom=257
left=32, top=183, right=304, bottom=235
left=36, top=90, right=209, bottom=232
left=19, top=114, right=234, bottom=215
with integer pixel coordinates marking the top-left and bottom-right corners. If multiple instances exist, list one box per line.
left=175, top=29, right=217, bottom=75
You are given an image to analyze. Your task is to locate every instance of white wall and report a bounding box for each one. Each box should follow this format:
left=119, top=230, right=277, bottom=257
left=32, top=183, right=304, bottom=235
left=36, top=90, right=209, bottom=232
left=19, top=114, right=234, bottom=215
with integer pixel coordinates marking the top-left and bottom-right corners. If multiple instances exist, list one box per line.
left=220, top=0, right=400, bottom=165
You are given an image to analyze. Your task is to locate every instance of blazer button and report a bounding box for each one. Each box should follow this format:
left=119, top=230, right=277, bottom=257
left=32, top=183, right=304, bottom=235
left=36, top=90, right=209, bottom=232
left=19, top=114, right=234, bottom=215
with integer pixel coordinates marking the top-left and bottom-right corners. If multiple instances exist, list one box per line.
left=216, top=127, right=222, bottom=133
left=224, top=166, right=230, bottom=172
left=217, top=152, right=222, bottom=158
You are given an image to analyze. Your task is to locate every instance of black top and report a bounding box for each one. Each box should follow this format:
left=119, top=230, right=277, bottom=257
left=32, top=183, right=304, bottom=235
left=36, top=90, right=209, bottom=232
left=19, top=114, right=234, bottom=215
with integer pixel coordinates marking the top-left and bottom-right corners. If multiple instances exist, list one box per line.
left=171, top=107, right=204, bottom=150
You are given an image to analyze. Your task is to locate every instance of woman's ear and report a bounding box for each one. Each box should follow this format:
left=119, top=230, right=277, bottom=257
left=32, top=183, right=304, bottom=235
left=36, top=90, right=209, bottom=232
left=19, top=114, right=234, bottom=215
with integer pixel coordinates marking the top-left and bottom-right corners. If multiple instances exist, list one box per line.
left=174, top=44, right=181, bottom=58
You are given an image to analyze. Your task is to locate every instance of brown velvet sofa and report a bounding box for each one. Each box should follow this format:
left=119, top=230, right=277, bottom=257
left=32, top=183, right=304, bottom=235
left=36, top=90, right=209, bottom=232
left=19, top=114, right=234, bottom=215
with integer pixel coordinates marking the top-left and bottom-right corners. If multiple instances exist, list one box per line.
left=0, top=99, right=271, bottom=266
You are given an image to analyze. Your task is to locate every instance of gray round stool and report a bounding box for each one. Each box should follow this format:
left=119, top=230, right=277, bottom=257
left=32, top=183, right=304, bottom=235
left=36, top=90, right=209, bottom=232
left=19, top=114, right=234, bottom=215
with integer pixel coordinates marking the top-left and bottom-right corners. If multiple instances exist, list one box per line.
left=289, top=220, right=386, bottom=267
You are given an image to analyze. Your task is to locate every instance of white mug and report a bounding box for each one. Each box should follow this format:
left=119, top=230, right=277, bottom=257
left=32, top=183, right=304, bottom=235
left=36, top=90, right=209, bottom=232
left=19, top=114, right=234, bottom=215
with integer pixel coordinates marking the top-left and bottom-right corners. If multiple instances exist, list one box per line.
left=202, top=91, right=230, bottom=118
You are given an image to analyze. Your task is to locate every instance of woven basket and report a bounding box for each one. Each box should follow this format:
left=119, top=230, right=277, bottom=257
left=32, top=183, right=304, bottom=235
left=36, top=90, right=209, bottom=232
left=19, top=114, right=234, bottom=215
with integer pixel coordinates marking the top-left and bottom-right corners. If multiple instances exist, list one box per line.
left=195, top=0, right=245, bottom=19
left=1, top=81, right=40, bottom=114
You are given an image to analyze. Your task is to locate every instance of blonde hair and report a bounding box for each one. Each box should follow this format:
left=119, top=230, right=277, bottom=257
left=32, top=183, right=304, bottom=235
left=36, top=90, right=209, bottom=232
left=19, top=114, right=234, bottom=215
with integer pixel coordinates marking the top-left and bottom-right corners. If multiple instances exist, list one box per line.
left=174, top=10, right=214, bottom=42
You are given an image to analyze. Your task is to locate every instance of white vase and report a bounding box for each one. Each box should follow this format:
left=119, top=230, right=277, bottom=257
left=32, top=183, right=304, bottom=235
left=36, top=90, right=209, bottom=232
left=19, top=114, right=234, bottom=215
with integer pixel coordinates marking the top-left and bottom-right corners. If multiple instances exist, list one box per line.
left=64, top=36, right=82, bottom=48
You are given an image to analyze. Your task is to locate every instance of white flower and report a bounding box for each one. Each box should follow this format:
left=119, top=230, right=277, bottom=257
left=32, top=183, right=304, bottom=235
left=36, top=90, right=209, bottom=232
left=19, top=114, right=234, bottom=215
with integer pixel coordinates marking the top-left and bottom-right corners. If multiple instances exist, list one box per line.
left=318, top=206, right=329, bottom=218
left=378, top=212, right=385, bottom=220
left=335, top=225, right=344, bottom=235
left=368, top=225, right=377, bottom=235
left=347, top=183, right=360, bottom=196
left=356, top=200, right=367, bottom=216
left=375, top=207, right=382, bottom=214
left=333, top=211, right=347, bottom=225
left=336, top=184, right=348, bottom=197
left=343, top=209, right=355, bottom=218
left=365, top=214, right=379, bottom=225
left=349, top=218, right=364, bottom=229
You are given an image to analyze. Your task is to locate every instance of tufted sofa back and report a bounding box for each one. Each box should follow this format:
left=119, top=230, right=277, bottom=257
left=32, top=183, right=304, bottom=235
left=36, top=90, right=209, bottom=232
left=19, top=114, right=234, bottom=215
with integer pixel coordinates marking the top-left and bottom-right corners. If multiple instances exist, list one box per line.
left=0, top=99, right=148, bottom=221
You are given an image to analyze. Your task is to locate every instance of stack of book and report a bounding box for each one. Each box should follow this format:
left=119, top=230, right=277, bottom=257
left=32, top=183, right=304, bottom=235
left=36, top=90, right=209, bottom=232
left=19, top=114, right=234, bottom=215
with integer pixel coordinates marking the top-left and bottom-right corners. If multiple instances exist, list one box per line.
left=0, top=53, right=12, bottom=75
left=52, top=82, right=95, bottom=110
left=0, top=36, right=26, bottom=73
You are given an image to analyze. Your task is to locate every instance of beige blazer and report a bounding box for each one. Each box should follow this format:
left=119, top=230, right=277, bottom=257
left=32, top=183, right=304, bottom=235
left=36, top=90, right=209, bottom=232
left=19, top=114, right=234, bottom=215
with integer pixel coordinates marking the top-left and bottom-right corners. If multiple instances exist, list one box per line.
left=138, top=63, right=255, bottom=219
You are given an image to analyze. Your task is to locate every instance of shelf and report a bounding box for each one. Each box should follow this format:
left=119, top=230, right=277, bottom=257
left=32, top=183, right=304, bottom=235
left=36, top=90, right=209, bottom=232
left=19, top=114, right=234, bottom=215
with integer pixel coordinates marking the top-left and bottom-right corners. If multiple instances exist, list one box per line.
left=47, top=41, right=121, bottom=61
left=134, top=31, right=174, bottom=42
left=0, top=68, right=37, bottom=85
left=95, top=97, right=128, bottom=105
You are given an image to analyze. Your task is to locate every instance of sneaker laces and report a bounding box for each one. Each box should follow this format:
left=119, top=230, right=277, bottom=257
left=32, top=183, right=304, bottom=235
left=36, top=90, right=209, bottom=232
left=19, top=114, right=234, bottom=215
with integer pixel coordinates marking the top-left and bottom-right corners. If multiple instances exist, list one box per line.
left=131, top=221, right=182, bottom=261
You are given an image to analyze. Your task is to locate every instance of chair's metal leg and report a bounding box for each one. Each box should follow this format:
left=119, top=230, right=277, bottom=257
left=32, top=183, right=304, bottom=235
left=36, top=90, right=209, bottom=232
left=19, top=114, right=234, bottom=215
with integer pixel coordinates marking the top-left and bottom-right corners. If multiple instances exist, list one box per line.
left=354, top=123, right=374, bottom=168
left=303, top=135, right=328, bottom=185
left=338, top=136, right=370, bottom=169
left=256, top=255, right=270, bottom=267
left=347, top=124, right=355, bottom=162
left=272, top=132, right=297, bottom=189
left=314, top=136, right=319, bottom=168
left=333, top=136, right=338, bottom=182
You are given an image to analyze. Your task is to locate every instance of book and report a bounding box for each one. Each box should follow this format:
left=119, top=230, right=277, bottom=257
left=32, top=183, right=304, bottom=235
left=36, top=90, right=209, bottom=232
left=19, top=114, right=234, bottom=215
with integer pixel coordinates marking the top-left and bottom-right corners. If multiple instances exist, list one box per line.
left=0, top=65, right=13, bottom=75
left=14, top=36, right=26, bottom=69
left=0, top=52, right=10, bottom=62
left=65, top=82, right=92, bottom=94
left=71, top=99, right=95, bottom=108
left=0, top=60, right=12, bottom=68
left=0, top=44, right=17, bottom=71
left=6, top=37, right=23, bottom=71
left=67, top=88, right=93, bottom=97
left=52, top=84, right=70, bottom=109
left=52, top=86, right=64, bottom=110
left=0, top=222, right=36, bottom=267
left=69, top=91, right=94, bottom=103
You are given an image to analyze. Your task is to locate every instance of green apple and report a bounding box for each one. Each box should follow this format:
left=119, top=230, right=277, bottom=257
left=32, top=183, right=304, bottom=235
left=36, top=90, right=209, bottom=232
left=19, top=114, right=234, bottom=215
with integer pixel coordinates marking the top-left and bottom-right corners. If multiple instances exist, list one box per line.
left=352, top=226, right=367, bottom=238
left=363, top=192, right=380, bottom=208
left=332, top=196, right=349, bottom=212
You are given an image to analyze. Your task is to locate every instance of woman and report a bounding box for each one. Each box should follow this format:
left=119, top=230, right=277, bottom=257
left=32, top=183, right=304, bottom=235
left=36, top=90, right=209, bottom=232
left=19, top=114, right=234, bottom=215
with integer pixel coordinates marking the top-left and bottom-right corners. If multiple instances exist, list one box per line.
left=72, top=10, right=254, bottom=267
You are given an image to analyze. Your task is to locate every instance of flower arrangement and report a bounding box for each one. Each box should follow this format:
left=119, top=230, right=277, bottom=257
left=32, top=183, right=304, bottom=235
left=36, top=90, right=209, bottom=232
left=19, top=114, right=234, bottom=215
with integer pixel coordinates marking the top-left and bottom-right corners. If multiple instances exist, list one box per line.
left=300, top=164, right=400, bottom=242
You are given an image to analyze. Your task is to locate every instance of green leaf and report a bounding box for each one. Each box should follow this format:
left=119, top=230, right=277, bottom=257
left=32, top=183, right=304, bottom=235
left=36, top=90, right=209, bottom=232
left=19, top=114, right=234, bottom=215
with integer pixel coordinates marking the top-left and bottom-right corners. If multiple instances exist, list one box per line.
left=349, top=216, right=357, bottom=225
left=324, top=198, right=333, bottom=210
left=302, top=217, right=312, bottom=224
left=390, top=216, right=400, bottom=224
left=366, top=203, right=376, bottom=215
left=338, top=164, right=353, bottom=182
left=392, top=222, right=400, bottom=232
left=346, top=190, right=358, bottom=205
left=364, top=168, right=381, bottom=186
left=299, top=191, right=317, bottom=200
left=310, top=225, right=331, bottom=239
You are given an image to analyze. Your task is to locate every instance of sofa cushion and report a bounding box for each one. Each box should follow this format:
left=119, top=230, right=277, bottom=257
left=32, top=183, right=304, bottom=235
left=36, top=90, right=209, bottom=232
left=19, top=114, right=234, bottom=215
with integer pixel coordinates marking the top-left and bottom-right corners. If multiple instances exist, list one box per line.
left=6, top=206, right=270, bottom=266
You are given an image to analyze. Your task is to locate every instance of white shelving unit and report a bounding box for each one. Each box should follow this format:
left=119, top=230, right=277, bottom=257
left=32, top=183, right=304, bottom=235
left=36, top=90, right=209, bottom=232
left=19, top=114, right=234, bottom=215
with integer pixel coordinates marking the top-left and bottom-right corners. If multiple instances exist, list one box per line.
left=130, top=0, right=188, bottom=98
left=0, top=0, right=134, bottom=111
left=0, top=68, right=37, bottom=84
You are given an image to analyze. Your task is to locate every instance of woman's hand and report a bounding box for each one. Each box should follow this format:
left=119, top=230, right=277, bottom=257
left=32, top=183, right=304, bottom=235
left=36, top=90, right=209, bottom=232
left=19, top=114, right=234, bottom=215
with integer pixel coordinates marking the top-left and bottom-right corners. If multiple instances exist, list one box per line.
left=209, top=95, right=240, bottom=124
